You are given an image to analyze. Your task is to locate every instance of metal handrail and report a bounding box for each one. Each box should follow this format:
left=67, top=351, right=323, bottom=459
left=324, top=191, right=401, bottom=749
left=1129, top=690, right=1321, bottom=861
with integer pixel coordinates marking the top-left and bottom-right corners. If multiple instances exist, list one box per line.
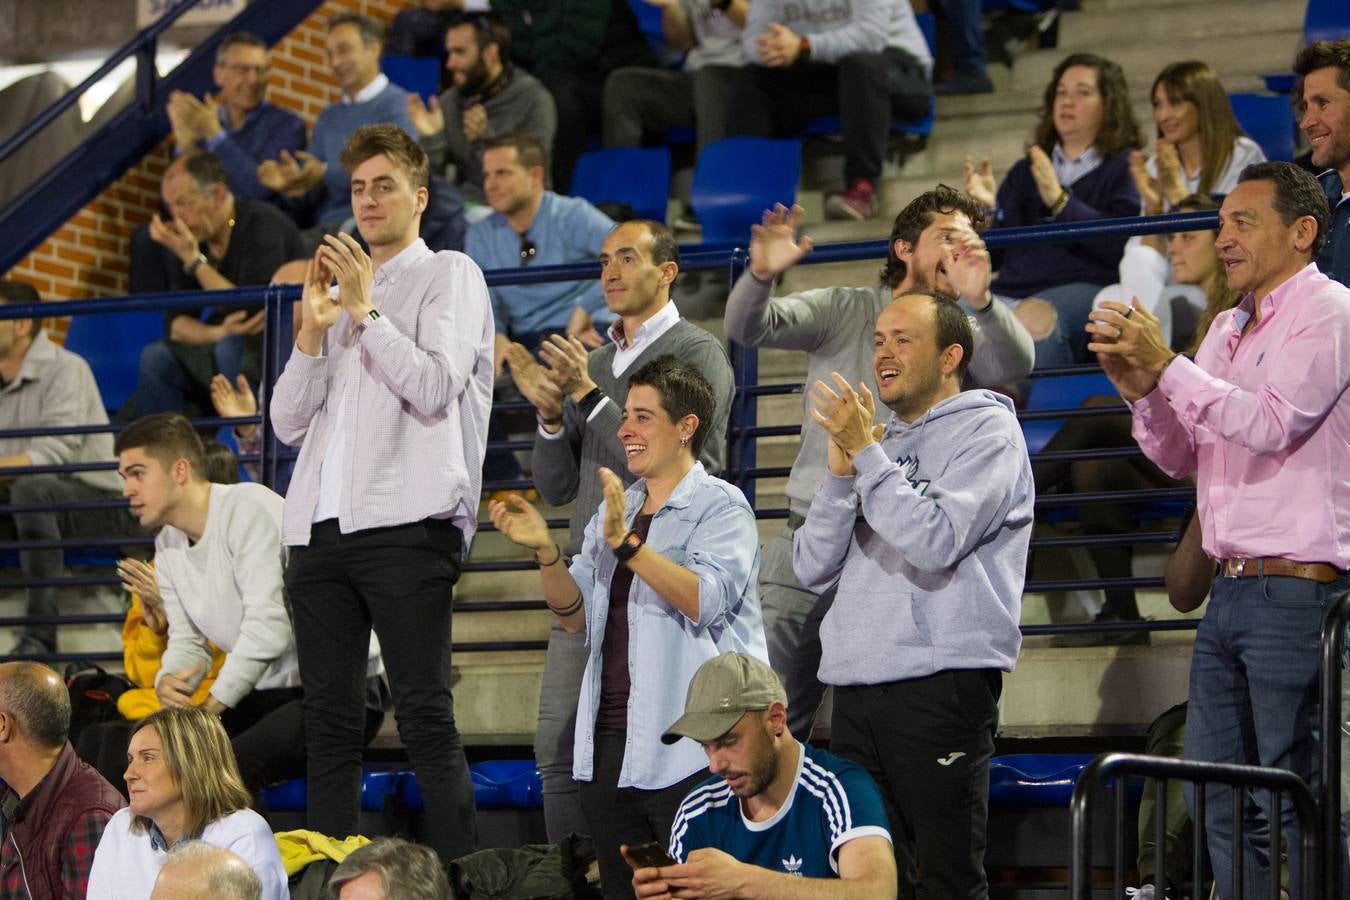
left=1072, top=752, right=1320, bottom=900
left=1318, top=591, right=1350, bottom=894
left=0, top=0, right=209, bottom=164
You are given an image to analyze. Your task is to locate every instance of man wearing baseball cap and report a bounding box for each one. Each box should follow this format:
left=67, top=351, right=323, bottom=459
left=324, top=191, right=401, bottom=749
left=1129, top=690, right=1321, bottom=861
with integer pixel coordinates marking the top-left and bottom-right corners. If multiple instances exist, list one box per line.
left=625, top=653, right=896, bottom=898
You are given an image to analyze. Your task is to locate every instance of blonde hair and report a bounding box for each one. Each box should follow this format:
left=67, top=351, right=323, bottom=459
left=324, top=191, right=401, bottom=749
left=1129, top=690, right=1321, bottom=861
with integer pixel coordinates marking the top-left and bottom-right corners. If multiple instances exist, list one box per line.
left=129, top=707, right=251, bottom=839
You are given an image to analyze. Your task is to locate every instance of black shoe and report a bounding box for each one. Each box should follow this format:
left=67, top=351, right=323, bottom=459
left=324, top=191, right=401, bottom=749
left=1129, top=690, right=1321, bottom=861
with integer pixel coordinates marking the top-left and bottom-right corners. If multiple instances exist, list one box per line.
left=935, top=71, right=995, bottom=95
left=1052, top=614, right=1152, bottom=647
left=6, top=634, right=54, bottom=658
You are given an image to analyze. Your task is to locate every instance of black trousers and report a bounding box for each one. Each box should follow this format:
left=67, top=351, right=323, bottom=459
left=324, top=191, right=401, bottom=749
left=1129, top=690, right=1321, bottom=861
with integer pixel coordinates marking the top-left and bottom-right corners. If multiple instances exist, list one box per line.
left=577, top=728, right=707, bottom=900
left=285, top=518, right=475, bottom=867
left=726, top=50, right=931, bottom=185
left=832, top=669, right=1001, bottom=900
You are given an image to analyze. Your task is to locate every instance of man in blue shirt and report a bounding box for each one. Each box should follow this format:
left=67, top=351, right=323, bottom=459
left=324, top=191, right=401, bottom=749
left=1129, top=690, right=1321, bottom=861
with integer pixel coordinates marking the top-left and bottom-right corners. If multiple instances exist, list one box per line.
left=165, top=32, right=306, bottom=208
left=628, top=653, right=896, bottom=898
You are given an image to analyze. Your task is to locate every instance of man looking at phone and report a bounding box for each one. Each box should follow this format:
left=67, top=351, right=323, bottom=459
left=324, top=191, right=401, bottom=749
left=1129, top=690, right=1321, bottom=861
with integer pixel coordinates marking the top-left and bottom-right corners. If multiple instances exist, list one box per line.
left=627, top=653, right=896, bottom=899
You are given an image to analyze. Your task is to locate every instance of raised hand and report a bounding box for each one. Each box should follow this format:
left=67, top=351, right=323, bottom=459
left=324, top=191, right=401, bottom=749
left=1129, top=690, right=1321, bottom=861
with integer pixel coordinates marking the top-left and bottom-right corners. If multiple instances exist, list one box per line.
left=1027, top=145, right=1064, bottom=209
left=963, top=156, right=996, bottom=209
left=406, top=92, right=445, bottom=137
left=317, top=232, right=375, bottom=320
left=1153, top=140, right=1187, bottom=207
left=118, top=558, right=167, bottom=635
left=599, top=467, right=630, bottom=548
left=504, top=342, right=563, bottom=421
left=809, top=372, right=878, bottom=467
left=748, top=203, right=813, bottom=281
left=488, top=493, right=552, bottom=551
left=1129, top=149, right=1163, bottom=215
left=210, top=373, right=259, bottom=439
left=297, top=253, right=341, bottom=352
left=1087, top=299, right=1172, bottom=401
left=944, top=224, right=993, bottom=308
left=538, top=334, right=597, bottom=400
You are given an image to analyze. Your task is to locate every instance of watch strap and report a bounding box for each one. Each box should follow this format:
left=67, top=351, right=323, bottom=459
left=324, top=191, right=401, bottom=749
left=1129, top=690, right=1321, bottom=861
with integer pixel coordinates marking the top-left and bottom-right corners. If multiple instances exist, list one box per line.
left=612, top=530, right=644, bottom=563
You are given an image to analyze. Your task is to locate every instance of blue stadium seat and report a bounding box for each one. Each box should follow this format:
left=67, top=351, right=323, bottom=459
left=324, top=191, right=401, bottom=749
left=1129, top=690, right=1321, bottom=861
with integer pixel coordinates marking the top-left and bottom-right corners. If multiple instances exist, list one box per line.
left=62, top=310, right=163, bottom=416
left=381, top=55, right=440, bottom=102
left=989, top=754, right=1144, bottom=808
left=1304, top=0, right=1350, bottom=44
left=260, top=766, right=407, bottom=814
left=569, top=146, right=673, bottom=223
left=399, top=760, right=543, bottom=811
left=1228, top=93, right=1296, bottom=163
left=628, top=0, right=684, bottom=68
left=690, top=137, right=802, bottom=245
left=1020, top=372, right=1116, bottom=455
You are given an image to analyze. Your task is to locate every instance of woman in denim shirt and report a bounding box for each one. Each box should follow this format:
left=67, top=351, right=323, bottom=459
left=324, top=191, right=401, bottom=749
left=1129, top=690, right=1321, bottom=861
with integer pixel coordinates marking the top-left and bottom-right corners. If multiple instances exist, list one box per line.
left=490, top=355, right=766, bottom=899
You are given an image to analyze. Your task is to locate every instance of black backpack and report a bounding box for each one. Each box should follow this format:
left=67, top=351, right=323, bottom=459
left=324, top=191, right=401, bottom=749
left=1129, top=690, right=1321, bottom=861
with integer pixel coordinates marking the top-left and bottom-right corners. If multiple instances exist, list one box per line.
left=64, top=665, right=133, bottom=745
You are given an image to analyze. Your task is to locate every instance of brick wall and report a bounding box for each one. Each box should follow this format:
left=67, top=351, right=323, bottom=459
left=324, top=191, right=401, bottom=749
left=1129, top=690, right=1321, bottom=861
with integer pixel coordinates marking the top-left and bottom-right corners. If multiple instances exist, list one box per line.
left=4, top=0, right=415, bottom=326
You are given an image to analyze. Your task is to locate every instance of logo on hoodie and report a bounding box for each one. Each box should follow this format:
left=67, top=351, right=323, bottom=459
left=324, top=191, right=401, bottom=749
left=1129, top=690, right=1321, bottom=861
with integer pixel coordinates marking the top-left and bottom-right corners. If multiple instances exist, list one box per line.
left=897, top=455, right=930, bottom=495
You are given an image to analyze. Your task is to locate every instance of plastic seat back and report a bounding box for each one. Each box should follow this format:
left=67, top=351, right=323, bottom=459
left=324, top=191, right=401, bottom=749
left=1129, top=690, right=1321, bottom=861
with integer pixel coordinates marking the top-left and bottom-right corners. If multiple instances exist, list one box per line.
left=62, top=310, right=163, bottom=416
left=1228, top=93, right=1295, bottom=163
left=570, top=146, right=672, bottom=223
left=691, top=137, right=802, bottom=245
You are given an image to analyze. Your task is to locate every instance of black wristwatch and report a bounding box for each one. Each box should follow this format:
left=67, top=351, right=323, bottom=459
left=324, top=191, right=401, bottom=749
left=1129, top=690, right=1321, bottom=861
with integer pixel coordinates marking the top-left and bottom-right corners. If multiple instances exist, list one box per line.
left=612, top=530, right=645, bottom=563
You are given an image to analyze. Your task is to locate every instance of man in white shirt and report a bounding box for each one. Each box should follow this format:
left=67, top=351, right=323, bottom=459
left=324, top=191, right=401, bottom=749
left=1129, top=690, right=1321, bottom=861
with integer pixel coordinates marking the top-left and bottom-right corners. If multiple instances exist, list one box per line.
left=113, top=413, right=383, bottom=794
left=271, top=123, right=493, bottom=867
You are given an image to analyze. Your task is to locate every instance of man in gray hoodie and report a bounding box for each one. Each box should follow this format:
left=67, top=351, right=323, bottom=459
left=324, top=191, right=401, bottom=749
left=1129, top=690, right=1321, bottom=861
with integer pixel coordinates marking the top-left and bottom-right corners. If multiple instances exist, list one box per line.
left=792, top=290, right=1033, bottom=898
left=724, top=190, right=1033, bottom=742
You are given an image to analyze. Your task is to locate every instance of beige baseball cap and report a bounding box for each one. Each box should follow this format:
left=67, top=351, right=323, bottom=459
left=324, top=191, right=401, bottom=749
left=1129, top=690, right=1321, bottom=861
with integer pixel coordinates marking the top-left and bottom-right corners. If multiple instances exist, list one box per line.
left=661, top=653, right=787, bottom=745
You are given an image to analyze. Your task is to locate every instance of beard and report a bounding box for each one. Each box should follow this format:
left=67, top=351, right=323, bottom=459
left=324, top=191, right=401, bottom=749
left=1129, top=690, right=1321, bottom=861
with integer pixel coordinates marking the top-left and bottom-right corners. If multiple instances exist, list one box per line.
left=457, top=59, right=491, bottom=98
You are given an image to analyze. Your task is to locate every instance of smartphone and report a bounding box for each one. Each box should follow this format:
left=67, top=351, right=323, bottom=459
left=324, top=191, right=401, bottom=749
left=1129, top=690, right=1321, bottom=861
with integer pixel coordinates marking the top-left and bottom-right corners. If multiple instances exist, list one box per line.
left=627, top=840, right=677, bottom=869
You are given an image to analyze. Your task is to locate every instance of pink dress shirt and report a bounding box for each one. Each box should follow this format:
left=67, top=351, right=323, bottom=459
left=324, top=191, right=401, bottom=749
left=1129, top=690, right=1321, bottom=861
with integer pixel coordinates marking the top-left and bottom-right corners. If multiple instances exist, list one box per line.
left=1129, top=263, right=1350, bottom=568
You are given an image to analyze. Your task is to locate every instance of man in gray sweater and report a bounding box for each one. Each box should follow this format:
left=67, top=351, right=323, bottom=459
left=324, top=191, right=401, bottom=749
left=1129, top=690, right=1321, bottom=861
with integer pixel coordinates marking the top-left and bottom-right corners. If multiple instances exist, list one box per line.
left=725, top=189, right=1033, bottom=741
left=504, top=219, right=734, bottom=843
left=408, top=13, right=557, bottom=204
left=793, top=291, right=1033, bottom=899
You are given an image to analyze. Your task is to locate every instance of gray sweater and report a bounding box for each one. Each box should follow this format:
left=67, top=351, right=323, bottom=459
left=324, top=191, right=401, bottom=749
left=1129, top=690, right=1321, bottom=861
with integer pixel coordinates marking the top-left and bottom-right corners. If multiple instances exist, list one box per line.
left=724, top=272, right=1035, bottom=516
left=420, top=67, right=557, bottom=203
left=533, top=318, right=734, bottom=556
left=793, top=390, right=1033, bottom=683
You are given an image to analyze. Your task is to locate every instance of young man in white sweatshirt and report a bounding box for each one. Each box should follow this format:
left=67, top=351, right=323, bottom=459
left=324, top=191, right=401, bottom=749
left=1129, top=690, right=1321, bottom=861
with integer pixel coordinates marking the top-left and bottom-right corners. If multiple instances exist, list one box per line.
left=113, top=412, right=383, bottom=794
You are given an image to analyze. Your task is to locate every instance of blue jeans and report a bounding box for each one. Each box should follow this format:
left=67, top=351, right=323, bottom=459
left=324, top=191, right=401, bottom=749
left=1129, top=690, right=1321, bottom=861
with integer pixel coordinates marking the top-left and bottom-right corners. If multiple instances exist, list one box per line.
left=1026, top=281, right=1104, bottom=370
left=135, top=336, right=249, bottom=416
left=1182, top=571, right=1350, bottom=899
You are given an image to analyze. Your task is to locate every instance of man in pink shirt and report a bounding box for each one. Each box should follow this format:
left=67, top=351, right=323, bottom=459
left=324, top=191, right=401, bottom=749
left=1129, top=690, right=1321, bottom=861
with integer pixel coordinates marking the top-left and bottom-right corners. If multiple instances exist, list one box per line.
left=1088, top=160, right=1350, bottom=900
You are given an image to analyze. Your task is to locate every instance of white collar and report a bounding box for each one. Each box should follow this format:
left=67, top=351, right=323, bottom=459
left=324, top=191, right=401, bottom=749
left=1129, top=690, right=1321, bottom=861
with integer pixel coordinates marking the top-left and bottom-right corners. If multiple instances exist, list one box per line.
left=607, top=300, right=679, bottom=350
left=343, top=73, right=389, bottom=105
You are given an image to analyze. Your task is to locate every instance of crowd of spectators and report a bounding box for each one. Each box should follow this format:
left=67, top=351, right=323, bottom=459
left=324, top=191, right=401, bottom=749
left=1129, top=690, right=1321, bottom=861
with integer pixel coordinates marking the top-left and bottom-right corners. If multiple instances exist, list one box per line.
left=1, top=1, right=1349, bottom=897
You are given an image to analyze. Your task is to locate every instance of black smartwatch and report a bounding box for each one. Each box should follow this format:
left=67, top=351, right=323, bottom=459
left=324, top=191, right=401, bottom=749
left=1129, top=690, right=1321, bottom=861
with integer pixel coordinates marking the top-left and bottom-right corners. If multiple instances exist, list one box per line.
left=612, top=530, right=645, bottom=563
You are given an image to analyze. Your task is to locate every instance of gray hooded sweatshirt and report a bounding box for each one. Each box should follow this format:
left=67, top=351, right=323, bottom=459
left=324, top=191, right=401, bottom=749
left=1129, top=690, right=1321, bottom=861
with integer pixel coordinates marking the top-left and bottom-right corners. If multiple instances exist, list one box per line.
left=792, top=389, right=1033, bottom=685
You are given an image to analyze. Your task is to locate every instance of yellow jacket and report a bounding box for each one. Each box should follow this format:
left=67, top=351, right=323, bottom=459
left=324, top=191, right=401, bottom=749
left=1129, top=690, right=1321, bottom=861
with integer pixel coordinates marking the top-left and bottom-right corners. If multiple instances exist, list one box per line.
left=117, top=592, right=226, bottom=720
left=274, top=830, right=372, bottom=876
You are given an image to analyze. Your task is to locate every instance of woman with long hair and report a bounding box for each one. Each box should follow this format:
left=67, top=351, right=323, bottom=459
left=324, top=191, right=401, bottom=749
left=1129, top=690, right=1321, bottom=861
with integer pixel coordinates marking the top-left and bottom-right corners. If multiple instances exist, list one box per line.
left=1038, top=195, right=1239, bottom=645
left=1133, top=60, right=1265, bottom=213
left=965, top=52, right=1142, bottom=368
left=490, top=355, right=764, bottom=900
left=86, top=707, right=286, bottom=899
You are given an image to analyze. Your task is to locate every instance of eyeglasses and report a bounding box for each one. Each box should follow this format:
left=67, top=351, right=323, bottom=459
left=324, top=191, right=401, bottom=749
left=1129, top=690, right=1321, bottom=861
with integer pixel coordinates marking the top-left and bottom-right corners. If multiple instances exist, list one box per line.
left=519, top=237, right=537, bottom=266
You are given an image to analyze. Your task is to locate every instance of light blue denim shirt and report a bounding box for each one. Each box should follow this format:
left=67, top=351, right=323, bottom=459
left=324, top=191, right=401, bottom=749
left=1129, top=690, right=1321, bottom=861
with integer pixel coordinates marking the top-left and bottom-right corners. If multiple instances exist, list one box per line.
left=569, top=462, right=767, bottom=790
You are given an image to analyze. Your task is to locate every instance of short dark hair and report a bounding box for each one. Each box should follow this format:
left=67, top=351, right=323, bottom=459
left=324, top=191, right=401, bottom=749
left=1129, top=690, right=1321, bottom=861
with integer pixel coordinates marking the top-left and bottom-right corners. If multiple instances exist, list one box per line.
left=1293, top=38, right=1350, bottom=113
left=215, top=31, right=266, bottom=64
left=328, top=838, right=450, bottom=899
left=1237, top=161, right=1330, bottom=258
left=327, top=12, right=384, bottom=46
left=114, top=413, right=207, bottom=479
left=448, top=12, right=512, bottom=67
left=894, top=291, right=975, bottom=382
left=177, top=151, right=230, bottom=194
left=0, top=662, right=70, bottom=749
left=1034, top=53, right=1140, bottom=157
left=626, top=355, right=717, bottom=460
left=621, top=219, right=681, bottom=268
left=483, top=132, right=548, bottom=172
left=880, top=185, right=988, bottom=289
left=340, top=124, right=431, bottom=190
left=0, top=280, right=43, bottom=339
left=201, top=440, right=240, bottom=485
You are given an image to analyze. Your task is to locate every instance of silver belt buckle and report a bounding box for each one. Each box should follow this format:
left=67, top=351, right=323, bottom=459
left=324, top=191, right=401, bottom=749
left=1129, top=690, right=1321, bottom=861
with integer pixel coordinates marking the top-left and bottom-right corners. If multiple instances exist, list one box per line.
left=1233, top=558, right=1246, bottom=577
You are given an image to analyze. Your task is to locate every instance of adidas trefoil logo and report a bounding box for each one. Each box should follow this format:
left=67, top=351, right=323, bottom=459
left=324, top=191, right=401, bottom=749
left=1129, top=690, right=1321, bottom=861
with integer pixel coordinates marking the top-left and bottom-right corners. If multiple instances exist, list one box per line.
left=782, top=854, right=803, bottom=876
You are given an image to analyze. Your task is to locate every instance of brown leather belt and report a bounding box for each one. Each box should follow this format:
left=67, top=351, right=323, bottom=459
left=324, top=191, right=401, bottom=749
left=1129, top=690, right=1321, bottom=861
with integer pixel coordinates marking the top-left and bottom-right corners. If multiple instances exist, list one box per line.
left=1219, top=556, right=1342, bottom=584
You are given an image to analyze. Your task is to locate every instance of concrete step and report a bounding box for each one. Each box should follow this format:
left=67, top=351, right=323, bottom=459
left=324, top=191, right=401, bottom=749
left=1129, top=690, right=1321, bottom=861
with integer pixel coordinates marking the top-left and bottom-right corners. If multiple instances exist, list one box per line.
left=1011, top=31, right=1302, bottom=92
left=1058, top=0, right=1304, bottom=51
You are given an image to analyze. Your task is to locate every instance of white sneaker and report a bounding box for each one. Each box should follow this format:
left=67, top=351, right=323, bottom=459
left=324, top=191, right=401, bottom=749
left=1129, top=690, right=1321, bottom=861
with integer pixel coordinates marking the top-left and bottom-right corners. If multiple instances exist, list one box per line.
left=1125, top=886, right=1156, bottom=900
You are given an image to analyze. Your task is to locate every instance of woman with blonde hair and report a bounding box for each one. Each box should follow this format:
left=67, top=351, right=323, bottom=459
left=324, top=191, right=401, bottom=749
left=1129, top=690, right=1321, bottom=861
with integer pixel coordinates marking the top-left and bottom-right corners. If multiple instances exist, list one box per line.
left=86, top=707, right=287, bottom=899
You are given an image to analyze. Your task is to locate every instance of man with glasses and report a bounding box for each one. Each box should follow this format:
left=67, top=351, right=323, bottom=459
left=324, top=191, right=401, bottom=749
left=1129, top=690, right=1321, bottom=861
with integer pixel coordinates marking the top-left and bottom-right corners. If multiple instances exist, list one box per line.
left=165, top=31, right=306, bottom=208
left=408, top=12, right=556, bottom=205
